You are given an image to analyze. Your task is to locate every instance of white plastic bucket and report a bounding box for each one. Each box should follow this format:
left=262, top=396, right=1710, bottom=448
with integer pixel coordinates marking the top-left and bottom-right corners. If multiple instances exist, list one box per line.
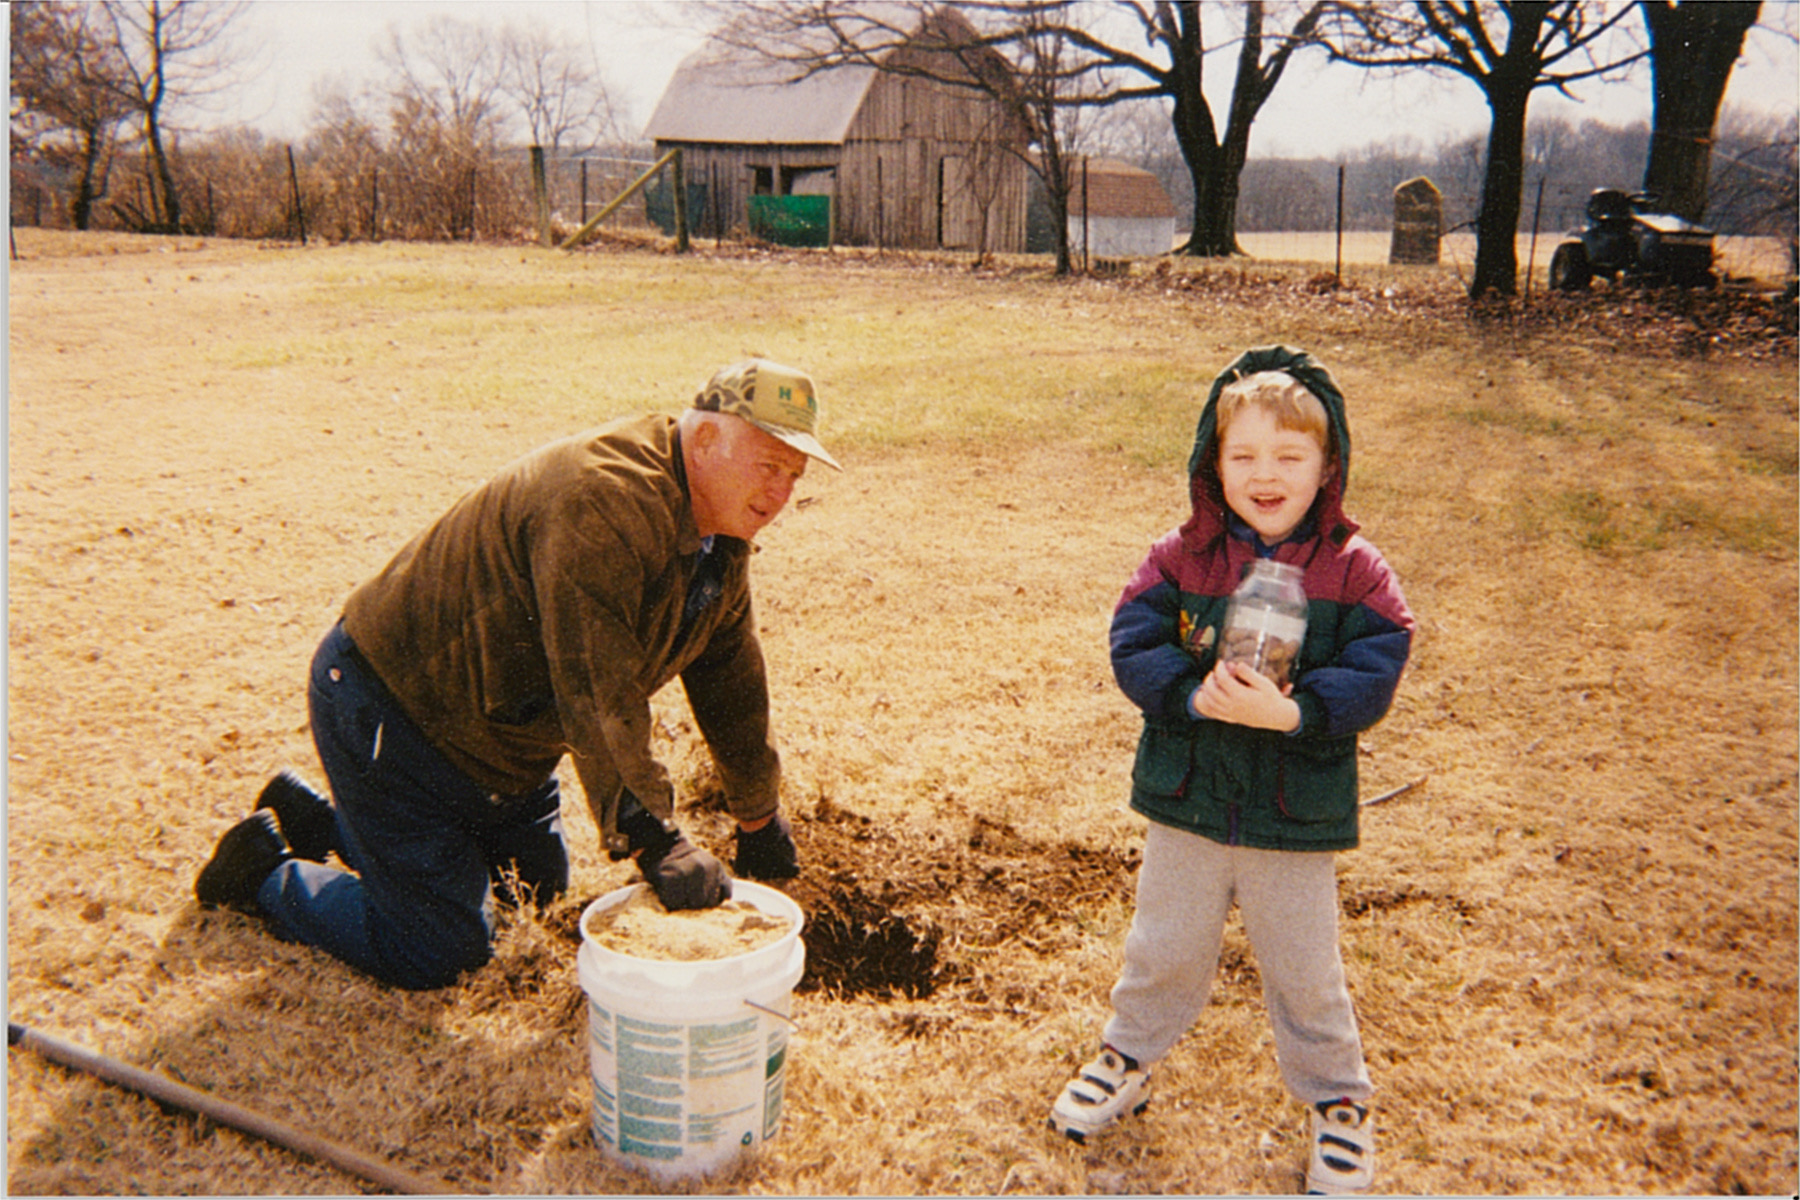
left=577, top=880, right=805, bottom=1180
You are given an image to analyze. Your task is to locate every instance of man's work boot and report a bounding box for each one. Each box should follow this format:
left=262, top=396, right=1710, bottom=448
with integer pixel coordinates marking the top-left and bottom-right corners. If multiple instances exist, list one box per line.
left=195, top=810, right=291, bottom=912
left=255, top=770, right=339, bottom=861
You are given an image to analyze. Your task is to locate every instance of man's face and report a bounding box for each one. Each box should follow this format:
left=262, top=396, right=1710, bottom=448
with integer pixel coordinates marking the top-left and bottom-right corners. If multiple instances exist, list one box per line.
left=1217, top=404, right=1328, bottom=545
left=691, top=416, right=809, bottom=541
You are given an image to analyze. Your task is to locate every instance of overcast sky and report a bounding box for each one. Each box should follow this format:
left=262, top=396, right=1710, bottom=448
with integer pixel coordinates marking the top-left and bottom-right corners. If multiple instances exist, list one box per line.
left=222, top=0, right=1800, bottom=159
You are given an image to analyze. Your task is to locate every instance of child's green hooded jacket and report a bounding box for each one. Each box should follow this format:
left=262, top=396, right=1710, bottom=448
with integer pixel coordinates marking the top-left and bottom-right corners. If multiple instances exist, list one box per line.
left=1110, top=346, right=1415, bottom=851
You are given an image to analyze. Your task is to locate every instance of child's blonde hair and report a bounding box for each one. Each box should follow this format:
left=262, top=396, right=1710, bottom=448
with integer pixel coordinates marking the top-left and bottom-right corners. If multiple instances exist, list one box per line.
left=1216, top=370, right=1333, bottom=462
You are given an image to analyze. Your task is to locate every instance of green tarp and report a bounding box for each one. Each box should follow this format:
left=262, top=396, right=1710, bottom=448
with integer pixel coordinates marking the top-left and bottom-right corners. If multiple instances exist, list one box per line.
left=748, top=196, right=831, bottom=248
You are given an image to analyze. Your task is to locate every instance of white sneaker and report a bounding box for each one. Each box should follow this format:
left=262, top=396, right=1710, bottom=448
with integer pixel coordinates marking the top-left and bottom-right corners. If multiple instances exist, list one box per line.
left=1306, top=1098, right=1375, bottom=1194
left=1048, top=1046, right=1150, bottom=1143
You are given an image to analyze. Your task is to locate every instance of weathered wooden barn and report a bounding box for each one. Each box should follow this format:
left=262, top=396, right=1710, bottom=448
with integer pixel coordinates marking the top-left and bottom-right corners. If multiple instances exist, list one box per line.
left=643, top=15, right=1032, bottom=253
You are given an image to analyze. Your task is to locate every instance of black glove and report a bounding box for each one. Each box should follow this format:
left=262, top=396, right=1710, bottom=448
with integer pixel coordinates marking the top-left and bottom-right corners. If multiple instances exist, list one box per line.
left=734, top=810, right=800, bottom=880
left=640, top=835, right=733, bottom=910
left=618, top=792, right=732, bottom=910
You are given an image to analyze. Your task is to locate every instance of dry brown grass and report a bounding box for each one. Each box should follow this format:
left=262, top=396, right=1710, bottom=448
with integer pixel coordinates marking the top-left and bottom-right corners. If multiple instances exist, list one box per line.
left=6, top=228, right=1796, bottom=1195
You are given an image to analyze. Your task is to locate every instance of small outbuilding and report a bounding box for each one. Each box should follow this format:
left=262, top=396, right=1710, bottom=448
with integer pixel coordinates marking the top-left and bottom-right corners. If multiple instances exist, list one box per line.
left=643, top=10, right=1032, bottom=253
left=1060, top=157, right=1178, bottom=260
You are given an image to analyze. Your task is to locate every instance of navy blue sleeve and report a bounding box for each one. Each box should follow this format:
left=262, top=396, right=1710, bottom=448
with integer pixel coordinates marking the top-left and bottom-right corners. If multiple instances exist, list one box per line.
left=1111, top=577, right=1202, bottom=724
left=1292, top=611, right=1411, bottom=739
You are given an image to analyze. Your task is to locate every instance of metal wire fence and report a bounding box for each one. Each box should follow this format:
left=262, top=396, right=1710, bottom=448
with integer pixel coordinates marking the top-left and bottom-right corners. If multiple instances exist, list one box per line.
left=8, top=144, right=670, bottom=244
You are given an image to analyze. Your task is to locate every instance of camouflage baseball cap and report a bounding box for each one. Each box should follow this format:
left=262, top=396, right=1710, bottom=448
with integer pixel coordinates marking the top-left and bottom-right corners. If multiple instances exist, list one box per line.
left=694, top=358, right=842, bottom=471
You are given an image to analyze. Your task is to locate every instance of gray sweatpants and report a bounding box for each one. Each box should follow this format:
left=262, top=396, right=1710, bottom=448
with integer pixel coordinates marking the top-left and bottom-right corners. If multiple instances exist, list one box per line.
left=1102, top=821, right=1373, bottom=1104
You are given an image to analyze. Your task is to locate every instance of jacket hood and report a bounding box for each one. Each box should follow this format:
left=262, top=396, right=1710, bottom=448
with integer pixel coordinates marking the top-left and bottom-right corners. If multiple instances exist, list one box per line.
left=1182, top=345, right=1358, bottom=551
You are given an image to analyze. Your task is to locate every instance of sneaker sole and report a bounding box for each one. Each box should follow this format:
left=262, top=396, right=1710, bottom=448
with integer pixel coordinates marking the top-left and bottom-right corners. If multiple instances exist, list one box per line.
left=1048, top=1097, right=1150, bottom=1144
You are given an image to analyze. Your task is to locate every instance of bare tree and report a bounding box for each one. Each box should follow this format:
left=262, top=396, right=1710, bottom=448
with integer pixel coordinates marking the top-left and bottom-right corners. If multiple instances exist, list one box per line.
left=496, top=18, right=628, bottom=155
left=1097, top=0, right=1328, bottom=256
left=1710, top=105, right=1798, bottom=287
left=1640, top=0, right=1760, bottom=222
left=1003, top=3, right=1085, bottom=273
left=10, top=1, right=136, bottom=229
left=1323, top=1, right=1644, bottom=298
left=98, top=0, right=248, bottom=233
left=953, top=98, right=1018, bottom=263
left=378, top=14, right=510, bottom=238
left=304, top=82, right=388, bottom=241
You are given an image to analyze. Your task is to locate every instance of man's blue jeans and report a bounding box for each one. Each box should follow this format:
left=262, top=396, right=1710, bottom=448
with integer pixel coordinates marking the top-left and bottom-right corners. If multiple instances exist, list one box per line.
left=257, top=622, right=568, bottom=990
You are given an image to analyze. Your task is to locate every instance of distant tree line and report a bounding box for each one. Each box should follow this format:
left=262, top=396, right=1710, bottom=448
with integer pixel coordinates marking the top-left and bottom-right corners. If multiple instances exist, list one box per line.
left=11, top=0, right=1795, bottom=289
left=10, top=1, right=644, bottom=242
left=1090, top=105, right=1797, bottom=249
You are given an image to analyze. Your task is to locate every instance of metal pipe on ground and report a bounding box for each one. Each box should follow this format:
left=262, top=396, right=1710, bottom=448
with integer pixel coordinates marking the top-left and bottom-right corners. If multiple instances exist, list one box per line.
left=8, top=1021, right=472, bottom=1195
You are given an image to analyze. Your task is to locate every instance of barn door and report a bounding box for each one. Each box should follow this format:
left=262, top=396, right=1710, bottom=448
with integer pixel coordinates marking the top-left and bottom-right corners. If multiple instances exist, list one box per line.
left=938, top=155, right=979, bottom=250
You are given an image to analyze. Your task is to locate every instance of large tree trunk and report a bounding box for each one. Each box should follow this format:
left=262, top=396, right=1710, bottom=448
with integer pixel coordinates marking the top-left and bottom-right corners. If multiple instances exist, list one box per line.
left=1173, top=0, right=1312, bottom=258
left=1199, top=119, right=1253, bottom=258
left=143, top=113, right=181, bottom=232
left=1468, top=2, right=1552, bottom=299
left=1207, top=9, right=1268, bottom=261
left=138, top=0, right=181, bottom=233
left=1182, top=135, right=1240, bottom=256
left=1471, top=83, right=1531, bottom=298
left=1037, top=129, right=1075, bottom=275
left=1642, top=0, right=1761, bottom=222
left=1171, top=59, right=1238, bottom=254
left=1163, top=0, right=1229, bottom=256
left=70, top=125, right=110, bottom=231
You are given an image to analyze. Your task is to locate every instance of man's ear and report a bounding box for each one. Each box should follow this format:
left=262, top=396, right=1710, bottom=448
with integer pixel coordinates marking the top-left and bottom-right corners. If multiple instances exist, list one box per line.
left=689, top=417, right=720, bottom=456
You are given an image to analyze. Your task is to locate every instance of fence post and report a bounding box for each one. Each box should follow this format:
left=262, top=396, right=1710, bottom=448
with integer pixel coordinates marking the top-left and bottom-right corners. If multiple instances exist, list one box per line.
left=1525, top=176, right=1546, bottom=300
left=530, top=145, right=552, bottom=247
left=1072, top=156, right=1087, bottom=273
left=1334, top=164, right=1345, bottom=284
left=580, top=159, right=589, bottom=225
left=673, top=148, right=690, bottom=254
left=286, top=145, right=307, bottom=245
left=369, top=170, right=380, bottom=243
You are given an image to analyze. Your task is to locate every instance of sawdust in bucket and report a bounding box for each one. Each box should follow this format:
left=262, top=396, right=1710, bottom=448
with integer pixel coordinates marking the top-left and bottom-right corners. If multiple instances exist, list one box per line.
left=582, top=886, right=793, bottom=961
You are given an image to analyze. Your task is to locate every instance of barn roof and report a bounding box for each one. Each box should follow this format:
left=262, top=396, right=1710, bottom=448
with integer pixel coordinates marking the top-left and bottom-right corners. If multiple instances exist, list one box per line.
left=643, top=47, right=879, bottom=146
left=1064, top=158, right=1177, bottom=221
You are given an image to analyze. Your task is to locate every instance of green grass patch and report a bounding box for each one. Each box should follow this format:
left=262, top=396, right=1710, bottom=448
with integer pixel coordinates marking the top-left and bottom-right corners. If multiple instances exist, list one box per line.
left=1448, top=401, right=1581, bottom=440
left=1521, top=485, right=1795, bottom=557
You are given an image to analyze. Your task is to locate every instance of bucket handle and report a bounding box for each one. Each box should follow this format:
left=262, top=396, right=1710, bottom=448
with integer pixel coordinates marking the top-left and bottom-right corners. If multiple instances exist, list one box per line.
left=743, top=998, right=799, bottom=1029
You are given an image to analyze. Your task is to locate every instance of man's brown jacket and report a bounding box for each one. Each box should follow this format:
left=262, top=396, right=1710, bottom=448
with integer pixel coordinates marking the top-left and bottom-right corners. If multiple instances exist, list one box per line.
left=342, top=413, right=780, bottom=848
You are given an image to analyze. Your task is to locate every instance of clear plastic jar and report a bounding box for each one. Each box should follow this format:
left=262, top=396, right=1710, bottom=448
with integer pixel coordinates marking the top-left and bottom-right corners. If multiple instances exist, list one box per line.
left=1220, top=561, right=1307, bottom=688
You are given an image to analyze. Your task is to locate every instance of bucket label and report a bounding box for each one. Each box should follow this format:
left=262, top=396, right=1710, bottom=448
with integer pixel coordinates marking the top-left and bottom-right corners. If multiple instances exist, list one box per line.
left=690, top=1017, right=759, bottom=1080
left=620, top=1127, right=684, bottom=1159
left=588, top=1000, right=613, bottom=1053
left=591, top=1077, right=617, bottom=1148
left=612, top=1015, right=686, bottom=1155
left=763, top=1027, right=789, bottom=1140
left=618, top=1015, right=683, bottom=1075
left=687, top=1100, right=758, bottom=1144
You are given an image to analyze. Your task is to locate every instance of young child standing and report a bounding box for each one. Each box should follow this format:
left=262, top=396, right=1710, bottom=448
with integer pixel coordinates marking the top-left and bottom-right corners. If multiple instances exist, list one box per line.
left=1050, top=346, right=1414, bottom=1195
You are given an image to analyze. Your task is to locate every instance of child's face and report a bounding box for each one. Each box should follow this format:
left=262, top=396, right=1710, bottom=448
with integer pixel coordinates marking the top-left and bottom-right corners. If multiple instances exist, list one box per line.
left=1217, top=404, right=1329, bottom=544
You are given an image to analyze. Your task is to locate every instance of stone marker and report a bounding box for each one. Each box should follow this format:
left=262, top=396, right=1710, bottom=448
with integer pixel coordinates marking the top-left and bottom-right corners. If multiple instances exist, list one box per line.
left=1390, top=177, right=1442, bottom=265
